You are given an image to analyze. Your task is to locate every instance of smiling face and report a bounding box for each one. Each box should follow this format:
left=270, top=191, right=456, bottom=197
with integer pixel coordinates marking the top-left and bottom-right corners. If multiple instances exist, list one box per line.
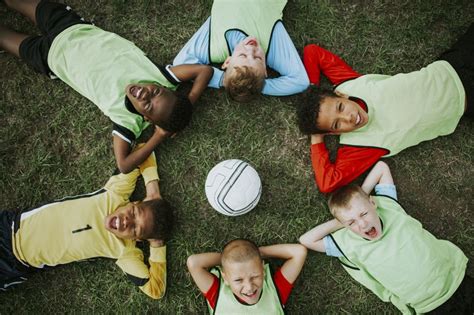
left=317, top=94, right=368, bottom=133
left=222, top=257, right=265, bottom=305
left=222, top=36, right=267, bottom=80
left=125, top=83, right=177, bottom=124
left=336, top=195, right=382, bottom=240
left=104, top=202, right=155, bottom=240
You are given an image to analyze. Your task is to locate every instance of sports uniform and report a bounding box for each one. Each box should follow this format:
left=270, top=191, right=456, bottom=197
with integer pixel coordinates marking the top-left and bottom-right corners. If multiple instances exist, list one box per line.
left=329, top=193, right=468, bottom=314
left=173, top=0, right=309, bottom=96
left=303, top=31, right=472, bottom=192
left=0, top=154, right=167, bottom=299
left=19, top=1, right=180, bottom=144
left=204, top=264, right=293, bottom=314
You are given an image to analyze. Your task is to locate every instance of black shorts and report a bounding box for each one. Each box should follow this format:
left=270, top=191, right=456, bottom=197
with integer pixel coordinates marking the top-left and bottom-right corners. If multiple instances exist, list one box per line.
left=18, top=0, right=91, bottom=77
left=0, top=210, right=31, bottom=291
left=438, top=22, right=474, bottom=118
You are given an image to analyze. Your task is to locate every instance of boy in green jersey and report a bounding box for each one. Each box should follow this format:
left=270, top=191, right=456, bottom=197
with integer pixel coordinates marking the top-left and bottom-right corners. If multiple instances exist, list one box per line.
left=187, top=239, right=307, bottom=314
left=299, top=161, right=472, bottom=314
left=0, top=0, right=212, bottom=174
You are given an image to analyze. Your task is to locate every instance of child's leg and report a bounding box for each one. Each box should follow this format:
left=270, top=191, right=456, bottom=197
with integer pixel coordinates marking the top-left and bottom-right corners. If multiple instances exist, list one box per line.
left=438, top=23, right=474, bottom=117
left=0, top=26, right=29, bottom=57
left=4, top=0, right=42, bottom=25
left=2, top=1, right=91, bottom=77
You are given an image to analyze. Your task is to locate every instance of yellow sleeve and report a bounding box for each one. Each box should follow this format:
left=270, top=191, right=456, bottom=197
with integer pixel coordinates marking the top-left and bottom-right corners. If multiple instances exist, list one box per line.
left=115, top=245, right=167, bottom=300
left=139, top=246, right=167, bottom=299
left=139, top=151, right=159, bottom=186
left=104, top=168, right=141, bottom=199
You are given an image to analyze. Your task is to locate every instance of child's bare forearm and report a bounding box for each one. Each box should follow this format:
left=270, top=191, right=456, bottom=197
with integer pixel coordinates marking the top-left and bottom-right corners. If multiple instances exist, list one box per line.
left=259, top=244, right=307, bottom=284
left=299, top=219, right=343, bottom=252
left=361, top=161, right=394, bottom=194
left=187, top=252, right=221, bottom=294
left=144, top=179, right=161, bottom=200
left=188, top=65, right=213, bottom=104
left=113, top=128, right=168, bottom=174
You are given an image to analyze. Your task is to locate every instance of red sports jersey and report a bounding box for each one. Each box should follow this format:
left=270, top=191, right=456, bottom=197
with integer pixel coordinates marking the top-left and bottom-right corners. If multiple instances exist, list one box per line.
left=303, top=44, right=388, bottom=193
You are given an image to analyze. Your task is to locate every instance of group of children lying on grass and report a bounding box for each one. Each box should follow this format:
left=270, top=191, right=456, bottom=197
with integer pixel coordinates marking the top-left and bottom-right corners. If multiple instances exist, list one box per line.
left=0, top=0, right=472, bottom=313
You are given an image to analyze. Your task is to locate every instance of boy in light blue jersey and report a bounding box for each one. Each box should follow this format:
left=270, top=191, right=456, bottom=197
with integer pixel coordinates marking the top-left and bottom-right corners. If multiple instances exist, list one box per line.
left=299, top=161, right=472, bottom=314
left=173, top=0, right=309, bottom=102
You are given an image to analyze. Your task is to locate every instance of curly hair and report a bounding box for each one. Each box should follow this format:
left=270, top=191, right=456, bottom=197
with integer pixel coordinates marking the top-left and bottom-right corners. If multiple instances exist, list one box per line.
left=224, top=66, right=265, bottom=102
left=296, top=86, right=338, bottom=134
left=155, top=94, right=193, bottom=133
left=140, top=198, right=174, bottom=241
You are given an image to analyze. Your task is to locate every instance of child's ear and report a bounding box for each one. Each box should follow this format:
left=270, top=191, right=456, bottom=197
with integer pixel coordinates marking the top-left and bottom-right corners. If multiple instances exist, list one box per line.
left=221, top=271, right=229, bottom=285
left=221, top=57, right=232, bottom=70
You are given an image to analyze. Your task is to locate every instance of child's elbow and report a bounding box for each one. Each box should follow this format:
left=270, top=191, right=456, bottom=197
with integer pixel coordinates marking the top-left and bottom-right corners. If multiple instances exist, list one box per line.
left=186, top=255, right=198, bottom=271
left=294, top=243, right=308, bottom=259
left=116, top=161, right=134, bottom=174
left=298, top=236, right=310, bottom=249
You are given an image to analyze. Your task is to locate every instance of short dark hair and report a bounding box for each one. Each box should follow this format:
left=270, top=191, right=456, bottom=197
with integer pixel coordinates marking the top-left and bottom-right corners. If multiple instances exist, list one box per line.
left=221, top=239, right=261, bottom=269
left=296, top=86, right=338, bottom=134
left=156, top=95, right=193, bottom=133
left=225, top=66, right=265, bottom=102
left=140, top=198, right=174, bottom=241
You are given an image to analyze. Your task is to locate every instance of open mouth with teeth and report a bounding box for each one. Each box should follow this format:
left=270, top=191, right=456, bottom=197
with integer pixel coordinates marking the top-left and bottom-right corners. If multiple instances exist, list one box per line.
left=365, top=227, right=378, bottom=239
left=129, top=86, right=144, bottom=100
left=106, top=215, right=121, bottom=231
left=240, top=289, right=260, bottom=303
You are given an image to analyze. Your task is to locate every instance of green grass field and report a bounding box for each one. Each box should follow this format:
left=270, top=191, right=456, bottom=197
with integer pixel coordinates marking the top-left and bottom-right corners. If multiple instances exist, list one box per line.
left=1, top=0, right=473, bottom=313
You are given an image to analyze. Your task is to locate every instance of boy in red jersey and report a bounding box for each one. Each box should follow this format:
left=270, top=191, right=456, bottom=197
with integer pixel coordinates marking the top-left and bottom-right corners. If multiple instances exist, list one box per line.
left=297, top=24, right=473, bottom=193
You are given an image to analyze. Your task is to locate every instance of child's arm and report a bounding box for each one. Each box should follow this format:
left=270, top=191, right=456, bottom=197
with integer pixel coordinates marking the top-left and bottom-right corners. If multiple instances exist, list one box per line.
left=299, top=219, right=344, bottom=252
left=262, top=23, right=309, bottom=96
left=258, top=244, right=307, bottom=284
left=137, top=148, right=162, bottom=201
left=186, top=252, right=221, bottom=294
left=310, top=142, right=387, bottom=193
left=169, top=64, right=213, bottom=105
left=361, top=161, right=394, bottom=194
left=113, top=126, right=170, bottom=174
left=303, top=44, right=361, bottom=86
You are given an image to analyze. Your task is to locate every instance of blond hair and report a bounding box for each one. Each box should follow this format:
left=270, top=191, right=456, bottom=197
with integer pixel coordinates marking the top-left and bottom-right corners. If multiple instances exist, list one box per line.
left=221, top=239, right=261, bottom=270
left=224, top=66, right=265, bottom=102
left=328, top=184, right=369, bottom=220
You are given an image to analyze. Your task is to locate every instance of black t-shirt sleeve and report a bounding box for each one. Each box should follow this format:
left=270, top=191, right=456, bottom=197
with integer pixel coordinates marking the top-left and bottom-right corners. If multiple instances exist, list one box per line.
left=158, top=64, right=181, bottom=86
left=112, top=123, right=135, bottom=144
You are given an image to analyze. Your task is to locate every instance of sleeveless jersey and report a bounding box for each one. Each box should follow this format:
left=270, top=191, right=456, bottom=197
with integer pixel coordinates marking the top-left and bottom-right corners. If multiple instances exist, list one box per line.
left=48, top=24, right=177, bottom=139
left=209, top=0, right=286, bottom=63
left=208, top=264, right=284, bottom=314
left=337, top=61, right=464, bottom=156
left=331, top=195, right=467, bottom=313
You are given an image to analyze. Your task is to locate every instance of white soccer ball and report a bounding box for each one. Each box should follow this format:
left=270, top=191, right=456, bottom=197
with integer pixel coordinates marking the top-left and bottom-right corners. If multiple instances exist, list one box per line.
left=205, top=159, right=262, bottom=216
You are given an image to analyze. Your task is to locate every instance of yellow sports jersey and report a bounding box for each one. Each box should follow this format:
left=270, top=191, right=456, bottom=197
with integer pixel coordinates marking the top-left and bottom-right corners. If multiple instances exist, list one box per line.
left=11, top=153, right=167, bottom=299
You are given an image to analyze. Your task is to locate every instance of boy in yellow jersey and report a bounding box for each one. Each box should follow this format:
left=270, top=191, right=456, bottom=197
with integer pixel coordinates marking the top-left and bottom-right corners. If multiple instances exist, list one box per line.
left=0, top=151, right=172, bottom=299
left=187, top=239, right=307, bottom=314
left=0, top=0, right=212, bottom=174
left=299, top=161, right=472, bottom=314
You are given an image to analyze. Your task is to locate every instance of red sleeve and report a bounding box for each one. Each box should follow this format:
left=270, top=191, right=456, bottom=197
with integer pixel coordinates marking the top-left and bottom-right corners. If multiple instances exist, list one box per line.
left=272, top=268, right=294, bottom=306
left=203, top=275, right=219, bottom=310
left=303, top=44, right=362, bottom=86
left=311, top=143, right=387, bottom=193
